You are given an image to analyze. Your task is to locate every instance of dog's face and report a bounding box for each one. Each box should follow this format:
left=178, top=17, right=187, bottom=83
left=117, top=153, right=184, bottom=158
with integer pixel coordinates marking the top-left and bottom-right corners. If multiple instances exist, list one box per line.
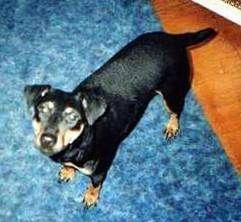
left=24, top=85, right=106, bottom=156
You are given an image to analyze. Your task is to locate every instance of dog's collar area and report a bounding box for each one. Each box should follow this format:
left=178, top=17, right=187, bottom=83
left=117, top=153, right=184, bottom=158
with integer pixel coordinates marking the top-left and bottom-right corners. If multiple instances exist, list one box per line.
left=50, top=141, right=84, bottom=164
left=49, top=125, right=93, bottom=167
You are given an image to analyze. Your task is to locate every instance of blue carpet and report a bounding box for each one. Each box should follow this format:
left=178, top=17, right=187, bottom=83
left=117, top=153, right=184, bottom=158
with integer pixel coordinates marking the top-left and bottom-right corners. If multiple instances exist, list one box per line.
left=0, top=0, right=241, bottom=221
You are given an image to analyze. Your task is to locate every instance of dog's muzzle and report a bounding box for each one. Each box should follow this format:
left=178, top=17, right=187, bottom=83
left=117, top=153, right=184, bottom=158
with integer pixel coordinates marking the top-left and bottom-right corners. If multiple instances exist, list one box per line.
left=40, top=133, right=57, bottom=149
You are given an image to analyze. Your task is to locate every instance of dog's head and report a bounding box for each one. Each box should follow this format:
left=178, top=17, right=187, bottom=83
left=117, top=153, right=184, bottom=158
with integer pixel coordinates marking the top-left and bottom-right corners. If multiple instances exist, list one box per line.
left=24, top=85, right=106, bottom=156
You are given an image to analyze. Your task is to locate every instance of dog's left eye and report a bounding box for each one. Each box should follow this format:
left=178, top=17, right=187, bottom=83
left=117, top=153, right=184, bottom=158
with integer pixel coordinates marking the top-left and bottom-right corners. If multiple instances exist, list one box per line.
left=64, top=112, right=81, bottom=127
left=66, top=113, right=79, bottom=122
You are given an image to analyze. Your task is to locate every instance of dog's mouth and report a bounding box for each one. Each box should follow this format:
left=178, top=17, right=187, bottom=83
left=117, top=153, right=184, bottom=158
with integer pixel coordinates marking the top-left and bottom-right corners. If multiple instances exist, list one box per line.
left=39, top=147, right=56, bottom=156
left=34, top=123, right=85, bottom=156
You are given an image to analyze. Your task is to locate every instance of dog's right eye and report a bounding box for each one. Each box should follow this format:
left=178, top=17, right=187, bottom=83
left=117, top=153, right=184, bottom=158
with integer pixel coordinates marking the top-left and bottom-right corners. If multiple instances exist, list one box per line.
left=37, top=102, right=54, bottom=119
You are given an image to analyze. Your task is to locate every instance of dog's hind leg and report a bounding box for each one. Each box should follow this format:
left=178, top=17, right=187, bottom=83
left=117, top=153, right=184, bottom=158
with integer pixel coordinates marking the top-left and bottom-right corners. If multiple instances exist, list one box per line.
left=156, top=81, right=190, bottom=139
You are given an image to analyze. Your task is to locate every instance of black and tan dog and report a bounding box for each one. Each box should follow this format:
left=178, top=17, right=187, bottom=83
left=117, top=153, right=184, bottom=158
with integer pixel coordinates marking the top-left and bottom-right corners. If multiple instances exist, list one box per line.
left=24, top=28, right=216, bottom=208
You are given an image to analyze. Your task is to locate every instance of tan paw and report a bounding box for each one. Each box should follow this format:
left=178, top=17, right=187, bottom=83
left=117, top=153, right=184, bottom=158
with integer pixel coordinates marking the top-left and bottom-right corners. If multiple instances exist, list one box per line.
left=58, top=166, right=76, bottom=182
left=82, top=184, right=101, bottom=208
left=164, top=114, right=179, bottom=139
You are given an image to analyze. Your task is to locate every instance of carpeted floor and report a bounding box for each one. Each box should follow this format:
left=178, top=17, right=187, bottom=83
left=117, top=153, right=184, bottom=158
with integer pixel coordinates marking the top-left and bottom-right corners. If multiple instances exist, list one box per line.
left=0, top=0, right=241, bottom=221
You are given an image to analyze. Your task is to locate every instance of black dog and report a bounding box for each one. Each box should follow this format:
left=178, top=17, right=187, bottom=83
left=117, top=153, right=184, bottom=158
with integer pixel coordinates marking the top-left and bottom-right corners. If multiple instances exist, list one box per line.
left=24, top=28, right=216, bottom=207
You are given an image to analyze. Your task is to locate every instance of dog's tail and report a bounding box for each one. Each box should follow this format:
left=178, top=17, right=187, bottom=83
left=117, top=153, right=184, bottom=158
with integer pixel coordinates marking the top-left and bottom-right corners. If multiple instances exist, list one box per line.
left=176, top=28, right=217, bottom=47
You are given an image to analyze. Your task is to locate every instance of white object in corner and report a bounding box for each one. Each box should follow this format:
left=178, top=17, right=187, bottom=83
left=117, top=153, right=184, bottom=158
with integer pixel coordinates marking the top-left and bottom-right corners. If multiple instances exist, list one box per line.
left=193, top=0, right=241, bottom=26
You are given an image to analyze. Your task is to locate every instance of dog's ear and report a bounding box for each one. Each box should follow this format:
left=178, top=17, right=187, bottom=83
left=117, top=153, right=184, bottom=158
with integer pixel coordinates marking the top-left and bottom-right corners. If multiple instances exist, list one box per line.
left=76, top=90, right=107, bottom=126
left=24, top=84, right=51, bottom=108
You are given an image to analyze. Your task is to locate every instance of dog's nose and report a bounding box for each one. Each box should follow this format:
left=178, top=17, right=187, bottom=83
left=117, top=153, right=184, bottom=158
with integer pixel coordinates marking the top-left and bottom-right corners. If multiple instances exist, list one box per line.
left=40, top=133, right=57, bottom=149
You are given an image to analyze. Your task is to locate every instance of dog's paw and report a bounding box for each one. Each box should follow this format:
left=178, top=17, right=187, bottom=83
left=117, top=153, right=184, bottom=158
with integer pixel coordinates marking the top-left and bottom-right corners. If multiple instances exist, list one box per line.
left=58, top=166, right=76, bottom=182
left=164, top=124, right=179, bottom=139
left=82, top=184, right=101, bottom=208
left=164, top=115, right=179, bottom=140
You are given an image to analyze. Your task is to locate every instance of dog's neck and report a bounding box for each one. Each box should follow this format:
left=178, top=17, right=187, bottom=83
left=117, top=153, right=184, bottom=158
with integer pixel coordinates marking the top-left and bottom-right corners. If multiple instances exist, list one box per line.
left=49, top=125, right=95, bottom=167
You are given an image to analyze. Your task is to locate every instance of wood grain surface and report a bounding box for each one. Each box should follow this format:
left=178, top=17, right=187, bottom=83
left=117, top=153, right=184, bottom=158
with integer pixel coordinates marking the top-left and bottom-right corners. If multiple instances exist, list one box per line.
left=152, top=0, right=241, bottom=172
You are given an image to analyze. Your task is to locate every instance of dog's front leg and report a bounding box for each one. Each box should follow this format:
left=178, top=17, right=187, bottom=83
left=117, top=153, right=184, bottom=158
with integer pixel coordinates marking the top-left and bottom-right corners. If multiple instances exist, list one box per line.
left=83, top=173, right=105, bottom=208
left=83, top=148, right=117, bottom=208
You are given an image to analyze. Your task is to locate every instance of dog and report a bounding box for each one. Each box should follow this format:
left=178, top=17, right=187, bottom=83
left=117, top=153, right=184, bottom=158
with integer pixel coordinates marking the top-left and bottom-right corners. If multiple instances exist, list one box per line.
left=24, top=28, right=216, bottom=208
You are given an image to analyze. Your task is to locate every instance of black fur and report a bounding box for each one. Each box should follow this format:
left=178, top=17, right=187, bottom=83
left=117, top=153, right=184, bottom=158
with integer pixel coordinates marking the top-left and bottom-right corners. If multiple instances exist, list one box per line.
left=24, top=28, right=216, bottom=204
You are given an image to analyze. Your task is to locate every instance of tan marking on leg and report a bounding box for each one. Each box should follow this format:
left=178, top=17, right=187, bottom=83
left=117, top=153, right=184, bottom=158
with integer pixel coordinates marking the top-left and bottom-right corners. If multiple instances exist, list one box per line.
left=155, top=90, right=180, bottom=139
left=155, top=90, right=171, bottom=112
left=58, top=166, right=76, bottom=182
left=83, top=184, right=102, bottom=208
left=164, top=113, right=179, bottom=139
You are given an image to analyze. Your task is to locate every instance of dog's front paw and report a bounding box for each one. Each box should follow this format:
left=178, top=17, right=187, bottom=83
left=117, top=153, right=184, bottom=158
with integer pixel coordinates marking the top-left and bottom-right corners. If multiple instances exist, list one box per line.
left=82, top=184, right=101, bottom=208
left=164, top=114, right=179, bottom=140
left=58, top=166, right=76, bottom=182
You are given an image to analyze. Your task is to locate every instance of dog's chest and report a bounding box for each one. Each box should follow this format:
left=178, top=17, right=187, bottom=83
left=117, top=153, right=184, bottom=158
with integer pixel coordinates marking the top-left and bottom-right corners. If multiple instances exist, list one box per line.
left=63, top=160, right=97, bottom=176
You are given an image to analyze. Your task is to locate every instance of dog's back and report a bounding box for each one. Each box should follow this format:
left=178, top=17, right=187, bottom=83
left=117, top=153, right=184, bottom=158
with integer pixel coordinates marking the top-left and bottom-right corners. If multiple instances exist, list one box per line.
left=75, top=28, right=216, bottom=147
left=75, top=28, right=216, bottom=101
